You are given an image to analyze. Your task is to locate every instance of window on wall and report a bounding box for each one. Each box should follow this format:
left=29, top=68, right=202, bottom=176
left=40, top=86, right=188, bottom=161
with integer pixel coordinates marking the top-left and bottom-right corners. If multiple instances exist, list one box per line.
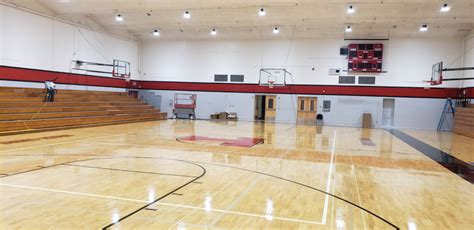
left=323, top=100, right=331, bottom=112
left=230, top=75, right=244, bottom=82
left=268, top=98, right=274, bottom=109
left=214, top=74, right=228, bottom=82
left=310, top=100, right=315, bottom=111
left=300, top=100, right=305, bottom=111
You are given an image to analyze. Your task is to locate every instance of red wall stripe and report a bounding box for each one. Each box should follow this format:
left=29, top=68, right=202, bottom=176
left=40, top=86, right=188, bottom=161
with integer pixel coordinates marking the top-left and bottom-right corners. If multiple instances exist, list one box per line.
left=0, top=65, right=127, bottom=88
left=461, top=87, right=474, bottom=98
left=132, top=81, right=460, bottom=98
left=0, top=65, right=467, bottom=98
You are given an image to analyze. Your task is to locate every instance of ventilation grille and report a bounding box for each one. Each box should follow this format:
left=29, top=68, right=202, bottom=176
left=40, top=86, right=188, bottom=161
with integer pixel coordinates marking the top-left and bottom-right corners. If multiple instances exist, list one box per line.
left=358, top=76, right=376, bottom=84
left=214, top=74, right=228, bottom=82
left=230, top=75, right=244, bottom=82
left=339, top=76, right=356, bottom=84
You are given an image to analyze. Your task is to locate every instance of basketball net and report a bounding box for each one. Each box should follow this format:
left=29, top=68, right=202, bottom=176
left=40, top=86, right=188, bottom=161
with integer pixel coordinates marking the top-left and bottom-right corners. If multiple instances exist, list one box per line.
left=268, top=80, right=275, bottom=89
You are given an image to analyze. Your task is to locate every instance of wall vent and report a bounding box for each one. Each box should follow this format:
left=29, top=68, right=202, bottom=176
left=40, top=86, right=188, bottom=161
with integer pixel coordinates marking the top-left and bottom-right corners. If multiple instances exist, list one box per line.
left=230, top=75, right=244, bottom=82
left=338, top=76, right=356, bottom=84
left=214, top=74, right=228, bottom=82
left=358, top=76, right=376, bottom=84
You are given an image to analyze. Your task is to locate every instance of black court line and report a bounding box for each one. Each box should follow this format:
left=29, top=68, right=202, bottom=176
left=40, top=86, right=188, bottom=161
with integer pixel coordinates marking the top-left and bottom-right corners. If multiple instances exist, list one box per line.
left=388, top=129, right=473, bottom=184
left=0, top=153, right=398, bottom=229
left=64, top=164, right=197, bottom=178
left=102, top=161, right=206, bottom=229
left=192, top=160, right=400, bottom=230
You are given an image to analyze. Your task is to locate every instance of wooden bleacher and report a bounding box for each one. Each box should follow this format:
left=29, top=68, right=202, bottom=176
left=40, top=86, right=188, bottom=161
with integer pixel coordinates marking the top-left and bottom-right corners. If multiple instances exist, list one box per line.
left=0, top=87, right=167, bottom=135
left=453, top=104, right=474, bottom=138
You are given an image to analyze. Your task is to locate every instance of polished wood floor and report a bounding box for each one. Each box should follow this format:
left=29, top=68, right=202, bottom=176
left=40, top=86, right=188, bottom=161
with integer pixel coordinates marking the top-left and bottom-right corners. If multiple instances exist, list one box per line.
left=0, top=120, right=472, bottom=229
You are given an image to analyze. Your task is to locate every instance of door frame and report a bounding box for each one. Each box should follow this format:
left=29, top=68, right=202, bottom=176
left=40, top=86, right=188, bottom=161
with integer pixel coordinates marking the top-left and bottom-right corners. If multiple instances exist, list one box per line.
left=382, top=98, right=395, bottom=128
left=297, top=96, right=318, bottom=124
left=254, top=94, right=277, bottom=121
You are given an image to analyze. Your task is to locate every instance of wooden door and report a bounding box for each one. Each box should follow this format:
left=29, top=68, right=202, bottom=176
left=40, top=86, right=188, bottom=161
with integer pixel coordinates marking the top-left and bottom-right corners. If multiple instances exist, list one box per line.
left=265, top=95, right=276, bottom=121
left=297, top=97, right=317, bottom=124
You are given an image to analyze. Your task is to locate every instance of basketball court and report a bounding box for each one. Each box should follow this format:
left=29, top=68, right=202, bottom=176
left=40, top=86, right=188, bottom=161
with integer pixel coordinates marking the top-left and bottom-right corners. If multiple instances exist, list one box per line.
left=0, top=1, right=473, bottom=229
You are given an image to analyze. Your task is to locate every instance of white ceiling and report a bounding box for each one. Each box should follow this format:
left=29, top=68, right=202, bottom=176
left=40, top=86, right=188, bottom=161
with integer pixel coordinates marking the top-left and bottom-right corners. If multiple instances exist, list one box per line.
left=3, top=0, right=474, bottom=40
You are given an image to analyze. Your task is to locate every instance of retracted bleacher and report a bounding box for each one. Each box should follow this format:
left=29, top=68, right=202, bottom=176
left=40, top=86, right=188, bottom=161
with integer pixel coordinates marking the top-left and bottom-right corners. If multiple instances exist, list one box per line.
left=0, top=87, right=167, bottom=134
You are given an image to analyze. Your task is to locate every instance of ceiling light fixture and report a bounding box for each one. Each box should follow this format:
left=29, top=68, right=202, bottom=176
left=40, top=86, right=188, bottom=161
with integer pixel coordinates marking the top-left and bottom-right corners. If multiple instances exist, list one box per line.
left=153, top=29, right=160, bottom=36
left=347, top=5, right=355, bottom=14
left=345, top=25, right=352, bottom=32
left=115, top=14, right=123, bottom=21
left=273, top=27, right=279, bottom=34
left=440, top=3, right=450, bottom=12
left=211, top=28, right=217, bottom=35
left=259, top=8, right=266, bottom=16
left=183, top=10, right=191, bottom=19
left=419, top=24, right=428, bottom=32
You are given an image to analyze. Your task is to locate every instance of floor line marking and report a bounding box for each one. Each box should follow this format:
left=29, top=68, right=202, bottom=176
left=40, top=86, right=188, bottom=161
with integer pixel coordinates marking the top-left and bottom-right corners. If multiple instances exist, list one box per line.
left=0, top=183, right=145, bottom=203
left=321, top=130, right=337, bottom=224
left=329, top=142, right=339, bottom=230
left=208, top=148, right=292, bottom=227
left=344, top=131, right=368, bottom=230
left=64, top=163, right=197, bottom=178
left=168, top=151, right=271, bottom=230
left=0, top=182, right=323, bottom=225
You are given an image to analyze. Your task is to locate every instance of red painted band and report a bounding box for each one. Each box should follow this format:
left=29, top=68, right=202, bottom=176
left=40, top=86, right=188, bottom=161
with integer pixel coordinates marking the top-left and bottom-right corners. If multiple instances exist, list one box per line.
left=0, top=65, right=126, bottom=88
left=1, top=65, right=471, bottom=98
left=131, top=80, right=460, bottom=98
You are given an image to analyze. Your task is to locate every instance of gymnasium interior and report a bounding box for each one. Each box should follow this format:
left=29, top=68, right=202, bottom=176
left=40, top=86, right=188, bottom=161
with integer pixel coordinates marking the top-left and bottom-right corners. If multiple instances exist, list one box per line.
left=0, top=0, right=473, bottom=229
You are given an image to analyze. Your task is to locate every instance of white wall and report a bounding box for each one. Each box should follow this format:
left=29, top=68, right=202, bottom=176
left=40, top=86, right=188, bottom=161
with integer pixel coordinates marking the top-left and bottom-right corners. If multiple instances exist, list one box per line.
left=151, top=90, right=445, bottom=130
left=462, top=32, right=474, bottom=87
left=393, top=98, right=445, bottom=129
left=140, top=38, right=464, bottom=88
left=139, top=34, right=463, bottom=130
left=0, top=4, right=139, bottom=79
left=151, top=90, right=255, bottom=121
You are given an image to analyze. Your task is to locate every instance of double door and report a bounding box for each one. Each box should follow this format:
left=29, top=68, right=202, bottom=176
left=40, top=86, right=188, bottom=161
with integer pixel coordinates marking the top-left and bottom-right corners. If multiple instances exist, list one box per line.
left=297, top=97, right=317, bottom=124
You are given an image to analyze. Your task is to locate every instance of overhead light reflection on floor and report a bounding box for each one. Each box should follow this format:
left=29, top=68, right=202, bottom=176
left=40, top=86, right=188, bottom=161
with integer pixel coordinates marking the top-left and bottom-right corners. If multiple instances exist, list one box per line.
left=177, top=222, right=186, bottom=230
left=408, top=218, right=417, bottom=230
left=335, top=208, right=345, bottom=230
left=148, top=187, right=155, bottom=203
left=265, top=198, right=274, bottom=221
left=111, top=209, right=120, bottom=224
left=205, top=195, right=212, bottom=212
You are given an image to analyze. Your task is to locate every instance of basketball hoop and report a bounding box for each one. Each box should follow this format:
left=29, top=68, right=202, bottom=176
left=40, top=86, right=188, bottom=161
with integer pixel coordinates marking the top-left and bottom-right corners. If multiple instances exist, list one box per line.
left=268, top=80, right=275, bottom=89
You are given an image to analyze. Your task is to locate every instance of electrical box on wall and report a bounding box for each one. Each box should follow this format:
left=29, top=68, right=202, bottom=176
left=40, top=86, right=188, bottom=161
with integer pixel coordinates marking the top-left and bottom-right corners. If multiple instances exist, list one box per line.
left=329, top=68, right=342, bottom=75
left=347, top=43, right=383, bottom=73
left=340, top=47, right=349, bottom=55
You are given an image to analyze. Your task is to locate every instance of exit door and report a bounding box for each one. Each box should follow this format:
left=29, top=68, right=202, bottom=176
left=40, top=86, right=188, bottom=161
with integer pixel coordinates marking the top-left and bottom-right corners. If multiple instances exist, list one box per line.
left=297, top=97, right=317, bottom=124
left=382, top=98, right=395, bottom=127
left=254, top=95, right=276, bottom=121
left=265, top=95, right=277, bottom=121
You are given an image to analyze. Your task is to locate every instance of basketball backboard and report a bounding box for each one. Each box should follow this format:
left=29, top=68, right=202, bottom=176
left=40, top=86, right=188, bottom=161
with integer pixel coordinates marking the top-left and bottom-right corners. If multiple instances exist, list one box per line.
left=430, top=62, right=443, bottom=85
left=112, top=59, right=131, bottom=78
left=259, top=68, right=291, bottom=87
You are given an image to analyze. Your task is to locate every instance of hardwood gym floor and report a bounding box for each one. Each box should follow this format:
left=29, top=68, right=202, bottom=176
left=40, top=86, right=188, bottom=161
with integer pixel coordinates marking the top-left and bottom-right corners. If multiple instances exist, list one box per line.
left=0, top=120, right=472, bottom=229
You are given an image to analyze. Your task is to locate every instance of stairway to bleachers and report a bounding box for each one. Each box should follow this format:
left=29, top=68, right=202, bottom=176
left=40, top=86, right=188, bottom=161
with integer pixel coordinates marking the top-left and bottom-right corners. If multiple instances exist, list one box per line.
left=453, top=103, right=474, bottom=138
left=0, top=87, right=167, bottom=135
